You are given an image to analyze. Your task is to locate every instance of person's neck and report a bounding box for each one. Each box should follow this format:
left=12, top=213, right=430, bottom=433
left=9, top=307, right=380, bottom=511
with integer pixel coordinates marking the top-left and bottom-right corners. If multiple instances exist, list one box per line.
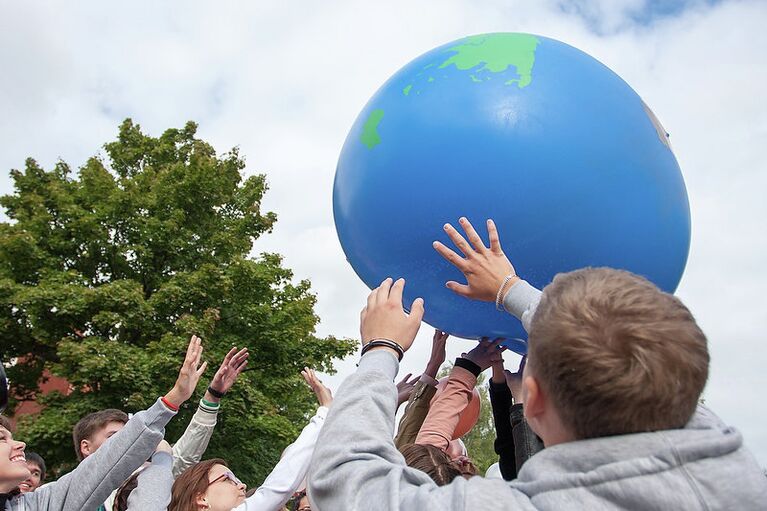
left=542, top=428, right=576, bottom=447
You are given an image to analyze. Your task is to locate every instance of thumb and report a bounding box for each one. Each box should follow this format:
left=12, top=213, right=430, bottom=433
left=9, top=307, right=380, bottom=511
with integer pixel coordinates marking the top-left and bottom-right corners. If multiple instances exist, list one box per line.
left=446, top=281, right=471, bottom=297
left=408, top=297, right=425, bottom=323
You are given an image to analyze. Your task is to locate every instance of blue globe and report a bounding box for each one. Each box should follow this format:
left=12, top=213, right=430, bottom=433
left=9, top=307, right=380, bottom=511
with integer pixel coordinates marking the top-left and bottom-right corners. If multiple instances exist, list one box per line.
left=334, top=33, right=690, bottom=352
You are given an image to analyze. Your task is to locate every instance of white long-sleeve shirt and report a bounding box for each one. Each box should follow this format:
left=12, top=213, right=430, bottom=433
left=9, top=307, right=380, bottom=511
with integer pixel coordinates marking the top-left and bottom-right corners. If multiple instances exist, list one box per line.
left=125, top=405, right=328, bottom=511
left=235, top=406, right=327, bottom=511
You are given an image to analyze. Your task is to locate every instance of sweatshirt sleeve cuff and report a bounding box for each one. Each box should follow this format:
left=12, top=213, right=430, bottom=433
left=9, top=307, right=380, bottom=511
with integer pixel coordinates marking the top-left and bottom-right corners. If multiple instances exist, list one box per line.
left=151, top=397, right=179, bottom=426
left=358, top=349, right=400, bottom=380
left=503, top=280, right=542, bottom=319
left=315, top=406, right=329, bottom=420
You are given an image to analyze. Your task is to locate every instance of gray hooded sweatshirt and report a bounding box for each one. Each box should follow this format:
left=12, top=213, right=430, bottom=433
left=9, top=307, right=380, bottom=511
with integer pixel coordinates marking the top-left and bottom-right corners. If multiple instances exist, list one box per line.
left=4, top=397, right=175, bottom=511
left=307, top=281, right=767, bottom=510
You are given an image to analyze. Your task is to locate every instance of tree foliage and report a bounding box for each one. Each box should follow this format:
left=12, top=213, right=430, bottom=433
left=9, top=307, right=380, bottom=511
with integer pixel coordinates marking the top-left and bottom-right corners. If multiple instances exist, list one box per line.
left=0, top=119, right=355, bottom=483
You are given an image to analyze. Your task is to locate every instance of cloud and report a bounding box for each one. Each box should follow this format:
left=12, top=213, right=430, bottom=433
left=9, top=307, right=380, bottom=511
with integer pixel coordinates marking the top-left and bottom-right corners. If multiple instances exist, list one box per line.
left=1, top=0, right=765, bottom=467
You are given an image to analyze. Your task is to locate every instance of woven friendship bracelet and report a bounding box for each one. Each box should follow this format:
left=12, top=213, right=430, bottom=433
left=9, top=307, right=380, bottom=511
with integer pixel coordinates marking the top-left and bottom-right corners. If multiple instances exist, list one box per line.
left=361, top=339, right=405, bottom=361
left=495, top=273, right=518, bottom=311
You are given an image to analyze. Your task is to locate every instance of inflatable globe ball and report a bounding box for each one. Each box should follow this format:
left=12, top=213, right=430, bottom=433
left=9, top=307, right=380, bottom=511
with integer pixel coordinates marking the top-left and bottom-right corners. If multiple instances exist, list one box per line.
left=334, top=33, right=690, bottom=351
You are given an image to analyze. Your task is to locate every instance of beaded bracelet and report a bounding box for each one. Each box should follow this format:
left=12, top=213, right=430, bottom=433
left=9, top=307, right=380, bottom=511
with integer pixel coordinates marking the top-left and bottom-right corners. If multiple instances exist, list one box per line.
left=361, top=339, right=405, bottom=361
left=495, top=273, right=518, bottom=311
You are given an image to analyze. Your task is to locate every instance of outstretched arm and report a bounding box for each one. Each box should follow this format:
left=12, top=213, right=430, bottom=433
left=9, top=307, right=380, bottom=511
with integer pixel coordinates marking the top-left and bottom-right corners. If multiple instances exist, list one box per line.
left=433, top=217, right=541, bottom=331
left=235, top=368, right=332, bottom=511
left=394, top=330, right=446, bottom=449
left=172, top=346, right=248, bottom=477
left=415, top=340, right=502, bottom=450
left=308, top=279, right=528, bottom=511
left=22, top=335, right=207, bottom=511
left=125, top=442, right=174, bottom=511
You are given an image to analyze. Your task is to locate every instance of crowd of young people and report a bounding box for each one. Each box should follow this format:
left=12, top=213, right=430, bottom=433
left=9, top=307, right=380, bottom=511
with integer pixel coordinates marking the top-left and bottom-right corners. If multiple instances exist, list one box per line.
left=2, top=217, right=766, bottom=510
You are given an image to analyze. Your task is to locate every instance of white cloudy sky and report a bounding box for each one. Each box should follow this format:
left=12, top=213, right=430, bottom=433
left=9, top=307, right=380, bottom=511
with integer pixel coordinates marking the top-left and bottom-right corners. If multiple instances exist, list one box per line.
left=1, top=0, right=765, bottom=466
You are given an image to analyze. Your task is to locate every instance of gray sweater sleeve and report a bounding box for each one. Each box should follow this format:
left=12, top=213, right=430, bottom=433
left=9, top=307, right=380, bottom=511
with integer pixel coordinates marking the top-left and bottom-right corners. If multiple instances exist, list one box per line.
left=127, top=452, right=174, bottom=511
left=503, top=280, right=542, bottom=333
left=307, top=350, right=531, bottom=511
left=16, top=398, right=175, bottom=511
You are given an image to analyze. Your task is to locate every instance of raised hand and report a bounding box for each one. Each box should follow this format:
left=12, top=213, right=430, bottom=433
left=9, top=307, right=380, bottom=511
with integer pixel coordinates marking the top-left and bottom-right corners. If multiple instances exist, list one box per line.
left=462, top=338, right=506, bottom=372
left=491, top=354, right=506, bottom=384
left=425, top=330, right=449, bottom=378
left=301, top=367, right=333, bottom=408
left=164, top=335, right=208, bottom=408
left=505, top=356, right=526, bottom=402
left=396, top=373, right=418, bottom=407
left=433, top=217, right=519, bottom=302
left=206, top=347, right=249, bottom=402
left=360, top=278, right=424, bottom=356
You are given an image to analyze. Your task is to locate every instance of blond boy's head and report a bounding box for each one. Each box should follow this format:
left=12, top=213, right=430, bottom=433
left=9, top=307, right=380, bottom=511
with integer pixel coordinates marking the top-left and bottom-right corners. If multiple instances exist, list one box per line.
left=526, top=268, right=709, bottom=441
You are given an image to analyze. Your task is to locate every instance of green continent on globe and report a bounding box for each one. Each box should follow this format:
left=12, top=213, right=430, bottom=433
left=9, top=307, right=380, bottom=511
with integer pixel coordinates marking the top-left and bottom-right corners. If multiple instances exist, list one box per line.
left=439, top=33, right=540, bottom=87
left=360, top=109, right=385, bottom=149
left=403, top=33, right=540, bottom=95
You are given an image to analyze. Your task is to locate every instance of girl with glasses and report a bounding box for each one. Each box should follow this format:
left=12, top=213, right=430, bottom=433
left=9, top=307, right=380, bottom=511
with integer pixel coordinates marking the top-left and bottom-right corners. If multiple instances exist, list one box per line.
left=129, top=368, right=332, bottom=511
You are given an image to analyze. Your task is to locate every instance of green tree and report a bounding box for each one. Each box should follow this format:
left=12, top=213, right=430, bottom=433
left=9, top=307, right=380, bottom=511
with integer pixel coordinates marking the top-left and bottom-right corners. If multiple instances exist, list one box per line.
left=0, top=119, right=355, bottom=483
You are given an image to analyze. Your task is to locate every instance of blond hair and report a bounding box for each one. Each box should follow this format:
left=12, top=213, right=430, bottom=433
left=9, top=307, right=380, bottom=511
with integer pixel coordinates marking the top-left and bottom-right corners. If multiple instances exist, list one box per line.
left=528, top=268, right=709, bottom=439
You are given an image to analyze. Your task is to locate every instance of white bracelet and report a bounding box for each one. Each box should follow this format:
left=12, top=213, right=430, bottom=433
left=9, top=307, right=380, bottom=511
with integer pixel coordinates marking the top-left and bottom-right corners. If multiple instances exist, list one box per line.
left=495, top=274, right=517, bottom=311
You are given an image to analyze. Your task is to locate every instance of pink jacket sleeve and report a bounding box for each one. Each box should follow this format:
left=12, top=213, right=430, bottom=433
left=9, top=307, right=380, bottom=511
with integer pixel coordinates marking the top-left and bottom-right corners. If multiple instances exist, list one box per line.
left=415, top=366, right=477, bottom=451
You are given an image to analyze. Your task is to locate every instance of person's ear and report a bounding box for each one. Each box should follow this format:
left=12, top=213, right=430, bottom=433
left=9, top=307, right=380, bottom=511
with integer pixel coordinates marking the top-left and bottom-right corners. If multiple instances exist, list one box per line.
left=80, top=439, right=91, bottom=458
left=522, top=375, right=544, bottom=419
left=196, top=493, right=209, bottom=509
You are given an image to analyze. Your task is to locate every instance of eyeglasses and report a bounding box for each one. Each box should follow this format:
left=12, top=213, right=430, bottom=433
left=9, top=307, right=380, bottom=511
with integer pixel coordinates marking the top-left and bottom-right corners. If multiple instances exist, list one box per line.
left=208, top=470, right=243, bottom=487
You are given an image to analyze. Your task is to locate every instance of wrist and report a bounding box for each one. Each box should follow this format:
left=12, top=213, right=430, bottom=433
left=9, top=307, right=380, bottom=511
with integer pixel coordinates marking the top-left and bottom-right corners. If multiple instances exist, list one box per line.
left=361, top=339, right=404, bottom=361
left=161, top=394, right=181, bottom=412
left=366, top=345, right=401, bottom=360
left=204, top=388, right=223, bottom=403
left=425, top=362, right=440, bottom=378
left=495, top=274, right=520, bottom=311
left=454, top=357, right=482, bottom=377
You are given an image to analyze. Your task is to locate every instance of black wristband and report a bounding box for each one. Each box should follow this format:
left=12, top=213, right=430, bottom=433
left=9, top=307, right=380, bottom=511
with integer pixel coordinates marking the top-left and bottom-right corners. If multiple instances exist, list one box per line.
left=361, top=339, right=404, bottom=361
left=454, top=357, right=482, bottom=377
left=207, top=386, right=226, bottom=399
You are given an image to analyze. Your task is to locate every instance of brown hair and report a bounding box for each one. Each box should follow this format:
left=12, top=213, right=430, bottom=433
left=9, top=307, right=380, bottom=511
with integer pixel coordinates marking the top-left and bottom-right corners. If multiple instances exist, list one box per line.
left=0, top=415, right=12, bottom=432
left=113, top=471, right=140, bottom=511
left=400, top=444, right=475, bottom=485
left=528, top=268, right=709, bottom=439
left=169, top=458, right=228, bottom=511
left=72, top=409, right=128, bottom=461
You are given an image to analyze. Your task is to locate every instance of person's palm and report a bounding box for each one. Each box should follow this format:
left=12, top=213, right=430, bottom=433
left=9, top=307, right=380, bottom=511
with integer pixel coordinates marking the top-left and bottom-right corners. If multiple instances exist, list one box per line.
left=167, top=335, right=208, bottom=405
left=462, top=338, right=505, bottom=371
left=302, top=368, right=333, bottom=407
left=396, top=373, right=418, bottom=407
left=210, top=347, right=249, bottom=394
